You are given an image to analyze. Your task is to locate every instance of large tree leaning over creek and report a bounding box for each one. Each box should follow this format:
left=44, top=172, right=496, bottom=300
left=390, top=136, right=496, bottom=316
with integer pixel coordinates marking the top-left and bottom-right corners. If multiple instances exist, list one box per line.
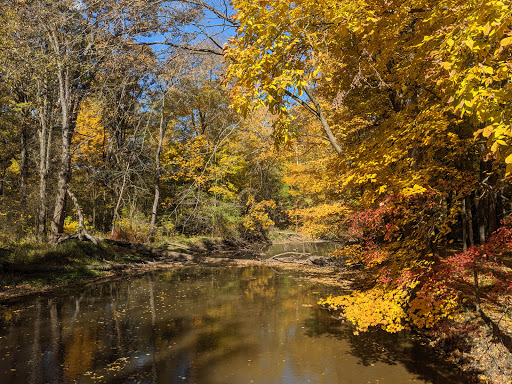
left=226, top=0, right=512, bottom=332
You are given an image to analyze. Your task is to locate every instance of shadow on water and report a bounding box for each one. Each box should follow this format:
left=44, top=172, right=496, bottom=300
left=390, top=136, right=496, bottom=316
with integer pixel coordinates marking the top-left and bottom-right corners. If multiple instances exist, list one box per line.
left=303, top=309, right=472, bottom=383
left=0, top=266, right=470, bottom=384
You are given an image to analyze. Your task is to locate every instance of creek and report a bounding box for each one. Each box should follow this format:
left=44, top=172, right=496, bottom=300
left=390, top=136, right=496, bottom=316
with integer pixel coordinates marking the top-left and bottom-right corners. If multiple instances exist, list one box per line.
left=0, top=251, right=469, bottom=383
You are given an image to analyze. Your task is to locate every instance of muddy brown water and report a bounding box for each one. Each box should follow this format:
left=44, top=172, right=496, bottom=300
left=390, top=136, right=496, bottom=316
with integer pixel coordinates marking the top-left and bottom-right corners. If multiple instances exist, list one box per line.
left=0, top=266, right=468, bottom=383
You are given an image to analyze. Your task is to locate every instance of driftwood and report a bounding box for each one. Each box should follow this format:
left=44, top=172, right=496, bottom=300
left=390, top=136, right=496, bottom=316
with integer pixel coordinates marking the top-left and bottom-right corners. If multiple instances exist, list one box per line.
left=270, top=252, right=312, bottom=259
left=66, top=188, right=97, bottom=244
left=269, top=252, right=331, bottom=267
left=85, top=264, right=130, bottom=271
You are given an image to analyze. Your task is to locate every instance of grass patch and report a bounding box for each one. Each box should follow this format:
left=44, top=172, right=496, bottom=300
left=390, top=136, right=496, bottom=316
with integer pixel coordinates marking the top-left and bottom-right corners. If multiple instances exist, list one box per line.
left=0, top=267, right=105, bottom=291
left=1, top=240, right=143, bottom=268
left=0, top=240, right=139, bottom=294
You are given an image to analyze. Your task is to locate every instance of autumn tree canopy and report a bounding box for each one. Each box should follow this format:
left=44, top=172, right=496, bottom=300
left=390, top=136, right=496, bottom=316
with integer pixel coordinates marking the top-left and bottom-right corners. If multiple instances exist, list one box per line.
left=1, top=0, right=512, bottom=336
left=226, top=0, right=512, bottom=332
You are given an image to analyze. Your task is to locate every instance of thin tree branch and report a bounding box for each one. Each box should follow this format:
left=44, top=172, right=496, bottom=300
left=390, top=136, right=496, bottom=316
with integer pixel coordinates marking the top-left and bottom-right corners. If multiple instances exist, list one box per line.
left=284, top=89, right=318, bottom=117
left=135, top=41, right=223, bottom=55
left=303, top=87, right=343, bottom=155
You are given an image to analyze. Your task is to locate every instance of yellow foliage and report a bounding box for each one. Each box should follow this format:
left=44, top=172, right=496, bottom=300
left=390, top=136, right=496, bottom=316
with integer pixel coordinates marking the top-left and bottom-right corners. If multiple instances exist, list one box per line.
left=6, top=159, right=19, bottom=175
left=116, top=213, right=151, bottom=243
left=208, top=185, right=236, bottom=200
left=289, top=203, right=350, bottom=239
left=63, top=216, right=79, bottom=234
left=329, top=246, right=363, bottom=265
left=402, top=184, right=427, bottom=197
left=225, top=0, right=506, bottom=334
left=73, top=100, right=109, bottom=168
left=319, top=287, right=409, bottom=333
left=243, top=197, right=276, bottom=231
left=319, top=273, right=462, bottom=332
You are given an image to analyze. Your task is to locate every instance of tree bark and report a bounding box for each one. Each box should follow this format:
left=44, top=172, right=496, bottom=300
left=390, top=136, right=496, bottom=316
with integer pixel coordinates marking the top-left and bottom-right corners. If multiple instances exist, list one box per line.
left=111, top=165, right=129, bottom=239
left=465, top=195, right=474, bottom=247
left=476, top=194, right=486, bottom=244
left=49, top=37, right=82, bottom=242
left=0, top=168, right=5, bottom=196
left=149, top=94, right=166, bottom=238
left=65, top=188, right=97, bottom=244
left=461, top=197, right=468, bottom=252
left=303, top=87, right=343, bottom=156
left=19, top=122, right=29, bottom=207
left=50, top=108, right=76, bottom=242
left=488, top=190, right=497, bottom=235
left=37, top=87, right=53, bottom=242
left=473, top=266, right=481, bottom=314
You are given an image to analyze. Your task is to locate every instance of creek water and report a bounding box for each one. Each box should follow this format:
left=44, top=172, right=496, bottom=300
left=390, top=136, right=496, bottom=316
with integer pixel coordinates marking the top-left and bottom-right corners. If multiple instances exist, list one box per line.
left=0, top=265, right=468, bottom=384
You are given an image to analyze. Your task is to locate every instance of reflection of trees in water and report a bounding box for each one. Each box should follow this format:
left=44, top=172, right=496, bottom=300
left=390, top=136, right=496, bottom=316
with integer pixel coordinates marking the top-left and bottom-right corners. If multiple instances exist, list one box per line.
left=0, top=266, right=293, bottom=383
left=303, top=308, right=468, bottom=383
left=2, top=266, right=454, bottom=384
left=28, top=299, right=41, bottom=384
left=241, top=266, right=276, bottom=300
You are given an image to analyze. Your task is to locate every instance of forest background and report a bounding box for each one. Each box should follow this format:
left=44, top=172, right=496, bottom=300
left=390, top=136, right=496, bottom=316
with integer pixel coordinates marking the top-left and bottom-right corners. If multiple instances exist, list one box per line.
left=2, top=0, right=512, bottom=339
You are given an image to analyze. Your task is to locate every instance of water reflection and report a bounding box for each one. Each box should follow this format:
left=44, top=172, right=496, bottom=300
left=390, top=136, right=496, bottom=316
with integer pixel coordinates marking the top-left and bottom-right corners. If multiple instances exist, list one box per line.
left=0, top=266, right=467, bottom=383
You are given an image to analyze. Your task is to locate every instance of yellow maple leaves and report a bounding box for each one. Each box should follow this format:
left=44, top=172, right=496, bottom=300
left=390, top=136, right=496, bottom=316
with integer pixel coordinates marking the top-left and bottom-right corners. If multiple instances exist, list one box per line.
left=319, top=274, right=461, bottom=333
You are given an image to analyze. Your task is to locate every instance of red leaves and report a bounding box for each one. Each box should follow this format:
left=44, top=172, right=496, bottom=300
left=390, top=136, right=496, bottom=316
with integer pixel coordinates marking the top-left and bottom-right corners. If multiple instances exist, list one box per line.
left=442, top=222, right=512, bottom=304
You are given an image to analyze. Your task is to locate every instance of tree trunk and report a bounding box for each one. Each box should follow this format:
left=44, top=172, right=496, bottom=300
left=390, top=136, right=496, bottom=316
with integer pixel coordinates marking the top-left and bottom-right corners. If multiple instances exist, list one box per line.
left=496, top=187, right=506, bottom=224
left=92, top=188, right=97, bottom=229
left=19, top=122, right=29, bottom=207
left=111, top=167, right=128, bottom=239
left=476, top=144, right=489, bottom=244
left=488, top=190, right=497, bottom=235
left=0, top=168, right=5, bottom=196
left=476, top=194, right=486, bottom=244
left=149, top=95, right=166, bottom=238
left=465, top=195, right=474, bottom=247
left=50, top=113, right=75, bottom=242
left=473, top=267, right=481, bottom=314
left=303, top=87, right=343, bottom=156
left=37, top=89, right=53, bottom=242
left=461, top=197, right=468, bottom=252
left=65, top=188, right=97, bottom=244
left=50, top=60, right=80, bottom=242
